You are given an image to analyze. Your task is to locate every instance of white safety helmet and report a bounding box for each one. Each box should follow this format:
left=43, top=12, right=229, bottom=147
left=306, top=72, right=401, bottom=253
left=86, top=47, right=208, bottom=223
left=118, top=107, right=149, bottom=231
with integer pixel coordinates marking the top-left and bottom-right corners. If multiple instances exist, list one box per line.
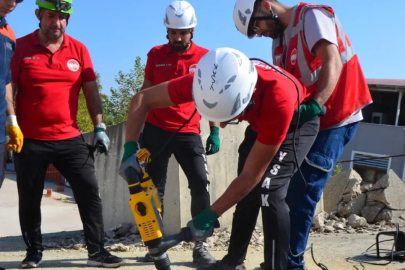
left=164, top=0, right=197, bottom=29
left=233, top=0, right=256, bottom=38
left=192, top=48, right=258, bottom=122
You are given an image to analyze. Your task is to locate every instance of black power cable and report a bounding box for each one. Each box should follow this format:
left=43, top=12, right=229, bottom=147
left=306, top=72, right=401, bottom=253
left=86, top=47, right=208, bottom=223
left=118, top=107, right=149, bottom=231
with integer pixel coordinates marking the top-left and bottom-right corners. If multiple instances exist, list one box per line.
left=249, top=58, right=328, bottom=270
left=347, top=223, right=405, bottom=267
left=338, top=154, right=405, bottom=164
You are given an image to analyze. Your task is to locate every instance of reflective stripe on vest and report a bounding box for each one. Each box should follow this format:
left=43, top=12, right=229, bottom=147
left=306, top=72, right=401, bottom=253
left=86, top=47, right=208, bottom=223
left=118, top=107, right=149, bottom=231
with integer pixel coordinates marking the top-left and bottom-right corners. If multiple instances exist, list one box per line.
left=272, top=3, right=372, bottom=129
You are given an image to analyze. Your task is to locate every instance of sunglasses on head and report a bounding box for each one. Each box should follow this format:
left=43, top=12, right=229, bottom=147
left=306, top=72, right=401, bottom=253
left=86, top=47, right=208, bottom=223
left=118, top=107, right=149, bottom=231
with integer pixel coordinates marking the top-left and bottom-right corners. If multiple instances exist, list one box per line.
left=48, top=0, right=72, bottom=12
left=16, top=0, right=24, bottom=3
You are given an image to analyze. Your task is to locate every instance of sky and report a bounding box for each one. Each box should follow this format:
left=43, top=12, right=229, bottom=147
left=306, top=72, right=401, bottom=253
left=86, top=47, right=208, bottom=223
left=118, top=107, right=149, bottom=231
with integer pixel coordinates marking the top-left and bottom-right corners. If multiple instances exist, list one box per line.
left=7, top=0, right=405, bottom=95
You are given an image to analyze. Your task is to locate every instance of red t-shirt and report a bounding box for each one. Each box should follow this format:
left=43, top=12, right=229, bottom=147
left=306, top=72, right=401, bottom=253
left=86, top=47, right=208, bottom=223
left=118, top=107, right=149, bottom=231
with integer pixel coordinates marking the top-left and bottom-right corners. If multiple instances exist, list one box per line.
left=144, top=41, right=208, bottom=133
left=168, top=62, right=306, bottom=145
left=11, top=30, right=96, bottom=140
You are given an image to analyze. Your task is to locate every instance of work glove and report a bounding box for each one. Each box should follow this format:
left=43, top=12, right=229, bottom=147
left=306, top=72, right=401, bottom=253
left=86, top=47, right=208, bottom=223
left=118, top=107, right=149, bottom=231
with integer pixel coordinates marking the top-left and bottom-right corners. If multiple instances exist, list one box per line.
left=186, top=207, right=219, bottom=242
left=93, top=124, right=110, bottom=155
left=118, top=141, right=142, bottom=183
left=298, top=99, right=322, bottom=125
left=205, top=126, right=220, bottom=155
left=5, top=115, right=23, bottom=153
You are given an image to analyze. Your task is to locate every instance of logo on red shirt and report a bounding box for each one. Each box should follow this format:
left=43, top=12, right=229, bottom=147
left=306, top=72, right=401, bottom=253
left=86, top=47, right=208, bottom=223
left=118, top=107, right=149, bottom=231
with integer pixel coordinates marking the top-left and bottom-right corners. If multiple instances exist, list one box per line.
left=67, top=59, right=80, bottom=72
left=189, top=64, right=197, bottom=73
left=290, top=49, right=297, bottom=66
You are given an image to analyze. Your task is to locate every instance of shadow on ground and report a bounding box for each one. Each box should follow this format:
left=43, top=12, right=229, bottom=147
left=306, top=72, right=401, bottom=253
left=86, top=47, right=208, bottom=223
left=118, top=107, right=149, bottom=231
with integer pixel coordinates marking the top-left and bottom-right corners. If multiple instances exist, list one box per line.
left=346, top=254, right=405, bottom=270
left=0, top=231, right=82, bottom=252
left=1, top=256, right=196, bottom=269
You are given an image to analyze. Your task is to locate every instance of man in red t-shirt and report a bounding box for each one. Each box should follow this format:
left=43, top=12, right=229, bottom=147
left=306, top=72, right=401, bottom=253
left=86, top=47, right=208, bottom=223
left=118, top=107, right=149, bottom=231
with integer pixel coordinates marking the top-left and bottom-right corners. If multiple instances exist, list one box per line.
left=119, top=48, right=319, bottom=270
left=8, top=1, right=122, bottom=268
left=139, top=1, right=219, bottom=266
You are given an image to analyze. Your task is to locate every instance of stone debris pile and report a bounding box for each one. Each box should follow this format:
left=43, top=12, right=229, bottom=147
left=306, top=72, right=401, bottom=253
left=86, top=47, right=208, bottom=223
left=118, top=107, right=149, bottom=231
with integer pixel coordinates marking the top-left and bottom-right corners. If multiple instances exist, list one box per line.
left=314, top=169, right=405, bottom=234
left=43, top=225, right=264, bottom=252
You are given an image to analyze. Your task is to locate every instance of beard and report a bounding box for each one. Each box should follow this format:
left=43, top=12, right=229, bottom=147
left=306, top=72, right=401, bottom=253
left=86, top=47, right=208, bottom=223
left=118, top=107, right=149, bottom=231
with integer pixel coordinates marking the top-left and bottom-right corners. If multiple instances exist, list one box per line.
left=43, top=27, right=65, bottom=40
left=265, top=18, right=283, bottom=39
left=170, top=41, right=190, bottom=52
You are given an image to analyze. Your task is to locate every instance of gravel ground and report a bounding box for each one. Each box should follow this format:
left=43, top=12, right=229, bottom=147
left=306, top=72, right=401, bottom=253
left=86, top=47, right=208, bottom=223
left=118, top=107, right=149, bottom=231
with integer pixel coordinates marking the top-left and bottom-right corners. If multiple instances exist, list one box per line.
left=1, top=230, right=405, bottom=270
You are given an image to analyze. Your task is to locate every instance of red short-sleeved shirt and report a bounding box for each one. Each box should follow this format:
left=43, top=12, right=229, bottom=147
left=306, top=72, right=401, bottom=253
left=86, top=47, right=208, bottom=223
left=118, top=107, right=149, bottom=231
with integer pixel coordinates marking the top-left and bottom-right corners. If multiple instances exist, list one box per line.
left=11, top=30, right=96, bottom=140
left=168, top=62, right=306, bottom=145
left=144, top=41, right=208, bottom=133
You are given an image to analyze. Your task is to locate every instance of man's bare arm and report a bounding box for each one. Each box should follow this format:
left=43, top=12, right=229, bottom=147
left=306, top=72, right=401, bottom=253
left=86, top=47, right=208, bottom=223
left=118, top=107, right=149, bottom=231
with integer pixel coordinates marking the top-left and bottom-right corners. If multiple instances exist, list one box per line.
left=211, top=140, right=280, bottom=215
left=6, top=83, right=16, bottom=116
left=126, top=82, right=174, bottom=142
left=82, top=81, right=103, bottom=126
left=140, top=79, right=153, bottom=91
left=312, top=39, right=343, bottom=107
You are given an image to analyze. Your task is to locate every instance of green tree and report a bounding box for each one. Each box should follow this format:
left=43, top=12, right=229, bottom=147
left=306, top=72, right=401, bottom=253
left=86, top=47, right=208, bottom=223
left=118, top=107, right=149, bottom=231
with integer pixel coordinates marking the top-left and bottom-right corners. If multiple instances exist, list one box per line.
left=105, top=56, right=145, bottom=125
left=331, top=163, right=342, bottom=177
left=77, top=72, right=105, bottom=132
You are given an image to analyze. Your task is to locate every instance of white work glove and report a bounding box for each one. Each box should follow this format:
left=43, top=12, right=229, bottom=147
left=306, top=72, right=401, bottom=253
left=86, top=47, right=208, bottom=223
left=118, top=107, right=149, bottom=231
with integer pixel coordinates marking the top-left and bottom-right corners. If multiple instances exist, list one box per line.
left=93, top=123, right=110, bottom=155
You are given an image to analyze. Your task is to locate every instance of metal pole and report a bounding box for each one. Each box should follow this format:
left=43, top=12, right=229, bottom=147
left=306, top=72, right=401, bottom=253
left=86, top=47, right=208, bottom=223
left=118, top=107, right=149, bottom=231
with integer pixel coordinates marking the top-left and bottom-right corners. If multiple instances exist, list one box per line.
left=395, top=91, right=403, bottom=126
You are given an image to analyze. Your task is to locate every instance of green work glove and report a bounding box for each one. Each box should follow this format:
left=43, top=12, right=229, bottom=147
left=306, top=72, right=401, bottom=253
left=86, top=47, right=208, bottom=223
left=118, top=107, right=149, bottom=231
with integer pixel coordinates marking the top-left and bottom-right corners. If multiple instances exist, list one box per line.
left=193, top=207, right=220, bottom=230
left=119, top=141, right=141, bottom=183
left=206, top=126, right=220, bottom=155
left=121, top=141, right=139, bottom=163
left=186, top=207, right=219, bottom=241
left=298, top=99, right=322, bottom=125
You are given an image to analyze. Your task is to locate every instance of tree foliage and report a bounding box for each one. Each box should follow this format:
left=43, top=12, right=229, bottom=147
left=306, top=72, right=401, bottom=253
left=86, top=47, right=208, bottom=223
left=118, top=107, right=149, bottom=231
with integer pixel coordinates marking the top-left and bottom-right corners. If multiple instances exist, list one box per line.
left=76, top=57, right=145, bottom=131
left=332, top=163, right=342, bottom=177
left=104, top=56, right=145, bottom=125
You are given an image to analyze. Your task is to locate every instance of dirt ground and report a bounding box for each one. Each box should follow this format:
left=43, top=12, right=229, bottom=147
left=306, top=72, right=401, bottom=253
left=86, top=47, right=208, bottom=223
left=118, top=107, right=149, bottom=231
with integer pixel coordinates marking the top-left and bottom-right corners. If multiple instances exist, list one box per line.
left=1, top=232, right=405, bottom=270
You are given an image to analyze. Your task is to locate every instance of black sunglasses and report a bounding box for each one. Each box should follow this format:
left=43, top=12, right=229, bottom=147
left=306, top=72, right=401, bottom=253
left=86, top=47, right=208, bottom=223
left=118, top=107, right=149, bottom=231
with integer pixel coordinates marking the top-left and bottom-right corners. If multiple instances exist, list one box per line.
left=222, top=100, right=256, bottom=126
left=16, top=0, right=24, bottom=3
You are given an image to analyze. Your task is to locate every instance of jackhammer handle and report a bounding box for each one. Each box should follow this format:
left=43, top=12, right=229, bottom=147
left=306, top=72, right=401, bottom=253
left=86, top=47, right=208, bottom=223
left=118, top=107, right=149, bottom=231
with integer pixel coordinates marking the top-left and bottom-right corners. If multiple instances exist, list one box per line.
left=155, top=227, right=193, bottom=255
left=125, top=167, right=141, bottom=188
left=163, top=227, right=192, bottom=243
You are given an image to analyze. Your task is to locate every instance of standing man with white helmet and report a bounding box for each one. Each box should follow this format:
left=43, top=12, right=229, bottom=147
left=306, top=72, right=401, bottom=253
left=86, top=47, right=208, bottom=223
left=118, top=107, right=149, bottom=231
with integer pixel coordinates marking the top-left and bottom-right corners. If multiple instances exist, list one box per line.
left=8, top=0, right=123, bottom=268
left=119, top=47, right=319, bottom=270
left=138, top=0, right=220, bottom=267
left=231, top=1, right=372, bottom=269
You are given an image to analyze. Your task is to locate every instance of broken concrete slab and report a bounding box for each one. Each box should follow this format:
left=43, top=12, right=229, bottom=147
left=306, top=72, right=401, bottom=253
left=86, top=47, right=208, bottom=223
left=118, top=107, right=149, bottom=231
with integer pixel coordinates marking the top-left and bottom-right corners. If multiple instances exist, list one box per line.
left=367, top=170, right=405, bottom=210
left=338, top=193, right=366, bottom=217
left=361, top=202, right=385, bottom=223
left=324, top=169, right=362, bottom=213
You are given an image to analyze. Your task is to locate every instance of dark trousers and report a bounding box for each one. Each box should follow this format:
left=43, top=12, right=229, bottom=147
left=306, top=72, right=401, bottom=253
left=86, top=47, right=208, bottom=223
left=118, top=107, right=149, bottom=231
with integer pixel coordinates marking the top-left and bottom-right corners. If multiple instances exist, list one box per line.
left=15, top=136, right=104, bottom=255
left=221, top=117, right=319, bottom=270
left=142, top=123, right=210, bottom=218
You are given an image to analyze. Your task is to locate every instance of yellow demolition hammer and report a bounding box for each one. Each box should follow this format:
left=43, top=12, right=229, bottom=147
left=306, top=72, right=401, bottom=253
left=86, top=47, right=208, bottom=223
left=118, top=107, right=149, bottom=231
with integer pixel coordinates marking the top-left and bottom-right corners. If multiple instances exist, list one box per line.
left=125, top=148, right=192, bottom=270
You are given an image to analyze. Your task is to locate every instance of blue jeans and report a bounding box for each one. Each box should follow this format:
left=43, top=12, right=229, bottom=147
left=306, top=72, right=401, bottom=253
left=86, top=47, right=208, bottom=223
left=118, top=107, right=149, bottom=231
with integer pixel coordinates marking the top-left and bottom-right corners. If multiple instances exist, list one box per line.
left=286, top=122, right=359, bottom=270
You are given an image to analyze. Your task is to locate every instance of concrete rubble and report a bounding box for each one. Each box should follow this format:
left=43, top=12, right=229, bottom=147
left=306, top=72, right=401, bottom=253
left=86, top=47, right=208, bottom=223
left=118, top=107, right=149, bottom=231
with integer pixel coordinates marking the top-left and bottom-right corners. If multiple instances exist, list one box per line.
left=40, top=169, right=405, bottom=252
left=313, top=169, right=405, bottom=234
left=43, top=225, right=263, bottom=252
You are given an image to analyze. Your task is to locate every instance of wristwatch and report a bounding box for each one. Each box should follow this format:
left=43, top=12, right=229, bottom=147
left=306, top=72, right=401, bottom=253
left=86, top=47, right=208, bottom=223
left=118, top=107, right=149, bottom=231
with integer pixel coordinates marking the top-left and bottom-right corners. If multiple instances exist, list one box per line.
left=95, top=123, right=107, bottom=131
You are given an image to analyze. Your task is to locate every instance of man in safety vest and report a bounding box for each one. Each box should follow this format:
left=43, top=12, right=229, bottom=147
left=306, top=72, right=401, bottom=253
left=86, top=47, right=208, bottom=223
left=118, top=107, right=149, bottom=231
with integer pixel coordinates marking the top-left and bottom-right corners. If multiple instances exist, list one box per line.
left=230, top=1, right=373, bottom=269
